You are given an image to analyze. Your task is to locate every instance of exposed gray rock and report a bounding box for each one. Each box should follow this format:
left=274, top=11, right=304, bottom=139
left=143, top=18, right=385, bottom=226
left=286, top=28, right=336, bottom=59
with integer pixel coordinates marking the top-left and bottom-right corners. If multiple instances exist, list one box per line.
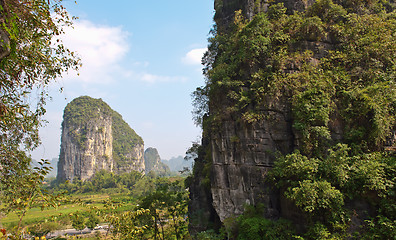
left=188, top=136, right=222, bottom=235
left=190, top=0, right=319, bottom=226
left=190, top=0, right=396, bottom=235
left=210, top=103, right=293, bottom=221
left=57, top=96, right=144, bottom=182
left=58, top=114, right=114, bottom=182
left=144, top=147, right=170, bottom=176
left=115, top=143, right=145, bottom=174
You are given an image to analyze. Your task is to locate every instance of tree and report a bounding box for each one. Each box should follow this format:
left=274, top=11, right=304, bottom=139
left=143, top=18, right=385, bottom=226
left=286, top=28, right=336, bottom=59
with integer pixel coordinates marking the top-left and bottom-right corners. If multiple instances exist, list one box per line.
left=106, top=178, right=190, bottom=239
left=107, top=208, right=150, bottom=240
left=70, top=211, right=85, bottom=233
left=139, top=179, right=189, bottom=240
left=29, top=221, right=59, bottom=238
left=85, top=211, right=100, bottom=230
left=0, top=0, right=79, bottom=236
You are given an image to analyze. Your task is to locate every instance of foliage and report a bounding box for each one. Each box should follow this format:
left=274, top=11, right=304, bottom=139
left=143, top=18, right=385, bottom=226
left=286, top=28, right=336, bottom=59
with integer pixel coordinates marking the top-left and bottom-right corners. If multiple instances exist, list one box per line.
left=237, top=217, right=296, bottom=240
left=106, top=207, right=150, bottom=240
left=195, top=229, right=224, bottom=240
left=28, top=221, right=59, bottom=237
left=0, top=0, right=79, bottom=237
left=3, top=175, right=190, bottom=238
left=52, top=169, right=144, bottom=195
left=85, top=211, right=100, bottom=230
left=220, top=205, right=298, bottom=240
left=194, top=0, right=396, bottom=238
left=286, top=180, right=344, bottom=214
left=270, top=145, right=395, bottom=238
left=105, top=177, right=189, bottom=240
left=1, top=159, right=66, bottom=237
left=196, top=0, right=395, bottom=149
left=70, top=211, right=85, bottom=232
left=138, top=178, right=189, bottom=239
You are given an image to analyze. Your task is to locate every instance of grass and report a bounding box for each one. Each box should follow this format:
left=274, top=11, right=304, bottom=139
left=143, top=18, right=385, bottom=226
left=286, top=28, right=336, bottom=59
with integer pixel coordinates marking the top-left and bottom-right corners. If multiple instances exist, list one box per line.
left=0, top=191, right=138, bottom=230
left=0, top=193, right=113, bottom=228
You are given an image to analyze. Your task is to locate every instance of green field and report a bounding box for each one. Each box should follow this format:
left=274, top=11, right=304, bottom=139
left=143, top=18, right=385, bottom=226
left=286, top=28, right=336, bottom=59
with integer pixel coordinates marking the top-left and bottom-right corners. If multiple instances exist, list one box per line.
left=0, top=193, right=132, bottom=228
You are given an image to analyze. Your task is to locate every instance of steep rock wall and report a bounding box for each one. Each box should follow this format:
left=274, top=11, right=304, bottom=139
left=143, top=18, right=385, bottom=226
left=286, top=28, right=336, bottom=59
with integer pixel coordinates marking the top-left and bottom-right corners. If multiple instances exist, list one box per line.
left=191, top=0, right=396, bottom=229
left=115, top=143, right=145, bottom=174
left=204, top=0, right=312, bottom=223
left=57, top=96, right=144, bottom=181
left=58, top=114, right=114, bottom=182
left=190, top=0, right=396, bottom=236
left=211, top=106, right=293, bottom=221
left=144, top=147, right=170, bottom=175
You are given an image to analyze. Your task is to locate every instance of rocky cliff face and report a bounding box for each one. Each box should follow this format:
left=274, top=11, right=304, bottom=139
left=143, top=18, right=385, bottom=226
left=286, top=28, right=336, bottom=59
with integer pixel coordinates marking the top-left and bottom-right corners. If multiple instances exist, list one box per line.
left=211, top=111, right=293, bottom=221
left=58, top=114, right=114, bottom=181
left=57, top=96, right=144, bottom=182
left=210, top=0, right=321, bottom=222
left=189, top=0, right=311, bottom=225
left=190, top=0, right=396, bottom=231
left=144, top=147, right=170, bottom=176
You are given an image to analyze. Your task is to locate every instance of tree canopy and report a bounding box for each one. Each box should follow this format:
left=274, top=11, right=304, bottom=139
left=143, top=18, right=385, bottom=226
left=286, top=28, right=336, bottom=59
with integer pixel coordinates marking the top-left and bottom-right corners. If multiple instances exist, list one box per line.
left=0, top=0, right=79, bottom=236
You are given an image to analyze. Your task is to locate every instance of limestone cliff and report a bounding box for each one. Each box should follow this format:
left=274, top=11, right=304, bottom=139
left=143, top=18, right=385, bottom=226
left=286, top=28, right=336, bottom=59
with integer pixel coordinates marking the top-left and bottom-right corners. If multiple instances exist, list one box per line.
left=210, top=0, right=319, bottom=223
left=144, top=147, right=170, bottom=176
left=189, top=0, right=396, bottom=234
left=57, top=96, right=144, bottom=182
left=190, top=0, right=311, bottom=226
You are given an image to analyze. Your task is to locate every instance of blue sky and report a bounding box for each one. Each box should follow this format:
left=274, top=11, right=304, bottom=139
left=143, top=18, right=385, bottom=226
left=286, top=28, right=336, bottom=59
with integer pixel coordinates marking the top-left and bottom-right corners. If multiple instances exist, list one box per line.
left=32, top=0, right=215, bottom=160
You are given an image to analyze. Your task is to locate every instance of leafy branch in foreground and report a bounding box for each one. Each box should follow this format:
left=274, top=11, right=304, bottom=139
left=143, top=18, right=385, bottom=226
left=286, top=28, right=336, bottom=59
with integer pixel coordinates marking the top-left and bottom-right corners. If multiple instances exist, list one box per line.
left=0, top=0, right=80, bottom=237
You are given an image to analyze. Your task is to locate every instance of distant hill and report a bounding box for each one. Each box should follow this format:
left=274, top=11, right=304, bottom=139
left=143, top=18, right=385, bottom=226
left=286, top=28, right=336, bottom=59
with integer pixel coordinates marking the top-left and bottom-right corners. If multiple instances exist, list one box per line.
left=144, top=147, right=170, bottom=176
left=162, top=156, right=194, bottom=173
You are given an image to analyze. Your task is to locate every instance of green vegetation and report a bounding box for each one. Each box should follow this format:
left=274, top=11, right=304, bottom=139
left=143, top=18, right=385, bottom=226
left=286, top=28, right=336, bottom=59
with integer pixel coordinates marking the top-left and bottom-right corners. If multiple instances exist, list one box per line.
left=0, top=0, right=80, bottom=237
left=191, top=204, right=297, bottom=240
left=193, top=0, right=396, bottom=238
left=2, top=173, right=191, bottom=239
left=62, top=96, right=143, bottom=166
left=269, top=146, right=395, bottom=239
left=235, top=205, right=296, bottom=240
left=108, top=177, right=189, bottom=239
left=52, top=170, right=144, bottom=196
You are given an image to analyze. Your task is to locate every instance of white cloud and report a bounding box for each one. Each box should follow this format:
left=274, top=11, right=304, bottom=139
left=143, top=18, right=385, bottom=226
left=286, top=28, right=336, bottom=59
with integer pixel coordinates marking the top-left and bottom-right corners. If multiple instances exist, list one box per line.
left=182, top=48, right=207, bottom=65
left=59, top=19, right=130, bottom=84
left=139, top=73, right=187, bottom=84
left=56, top=18, right=189, bottom=86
